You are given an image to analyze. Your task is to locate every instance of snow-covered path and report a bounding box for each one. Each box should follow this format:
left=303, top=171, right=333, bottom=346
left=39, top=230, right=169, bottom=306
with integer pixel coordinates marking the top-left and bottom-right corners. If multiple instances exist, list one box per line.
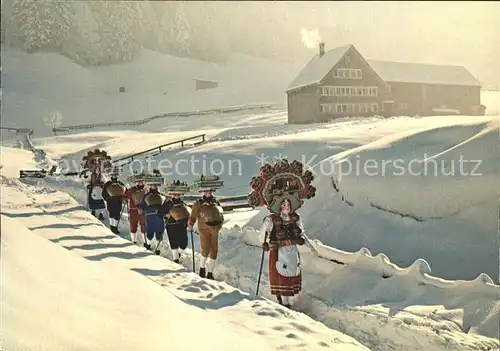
left=1, top=176, right=369, bottom=351
left=2, top=151, right=498, bottom=351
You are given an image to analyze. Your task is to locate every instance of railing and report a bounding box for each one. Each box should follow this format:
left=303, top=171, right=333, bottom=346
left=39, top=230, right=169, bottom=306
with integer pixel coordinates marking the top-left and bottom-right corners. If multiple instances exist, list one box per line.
left=1, top=126, right=39, bottom=153
left=183, top=194, right=253, bottom=212
left=113, top=134, right=206, bottom=165
left=53, top=103, right=281, bottom=133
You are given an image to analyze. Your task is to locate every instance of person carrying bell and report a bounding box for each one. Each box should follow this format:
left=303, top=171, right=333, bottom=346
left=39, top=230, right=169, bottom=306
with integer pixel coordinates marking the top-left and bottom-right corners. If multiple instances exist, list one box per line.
left=139, top=183, right=167, bottom=254
left=123, top=179, right=147, bottom=244
left=159, top=182, right=190, bottom=263
left=187, top=188, right=224, bottom=279
left=102, top=168, right=126, bottom=234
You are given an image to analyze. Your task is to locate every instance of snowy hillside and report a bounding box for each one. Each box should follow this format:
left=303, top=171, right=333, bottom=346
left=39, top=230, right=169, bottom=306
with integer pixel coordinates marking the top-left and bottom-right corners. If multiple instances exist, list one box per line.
left=1, top=46, right=300, bottom=136
left=32, top=107, right=500, bottom=282
left=2, top=146, right=499, bottom=350
left=1, top=181, right=368, bottom=350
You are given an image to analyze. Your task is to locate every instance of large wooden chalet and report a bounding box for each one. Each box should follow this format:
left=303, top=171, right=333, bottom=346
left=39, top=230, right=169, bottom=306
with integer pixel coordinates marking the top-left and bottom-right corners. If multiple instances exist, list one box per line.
left=286, top=43, right=482, bottom=123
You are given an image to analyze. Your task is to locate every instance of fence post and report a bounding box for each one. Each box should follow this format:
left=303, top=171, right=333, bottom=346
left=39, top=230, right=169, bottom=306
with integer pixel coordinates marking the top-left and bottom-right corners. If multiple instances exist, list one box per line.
left=159, top=147, right=162, bottom=153
left=202, top=134, right=205, bottom=142
left=181, top=141, right=184, bottom=147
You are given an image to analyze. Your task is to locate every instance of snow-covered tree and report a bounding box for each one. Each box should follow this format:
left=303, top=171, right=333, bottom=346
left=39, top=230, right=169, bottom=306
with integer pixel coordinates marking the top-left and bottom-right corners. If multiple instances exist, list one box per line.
left=62, top=2, right=103, bottom=65
left=91, top=1, right=140, bottom=64
left=165, top=1, right=191, bottom=56
left=11, top=0, right=72, bottom=53
left=42, top=111, right=63, bottom=135
left=134, top=1, right=161, bottom=50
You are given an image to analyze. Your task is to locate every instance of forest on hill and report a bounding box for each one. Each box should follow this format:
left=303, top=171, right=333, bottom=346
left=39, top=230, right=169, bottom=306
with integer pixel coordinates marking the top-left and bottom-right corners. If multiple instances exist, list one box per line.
left=0, top=1, right=324, bottom=66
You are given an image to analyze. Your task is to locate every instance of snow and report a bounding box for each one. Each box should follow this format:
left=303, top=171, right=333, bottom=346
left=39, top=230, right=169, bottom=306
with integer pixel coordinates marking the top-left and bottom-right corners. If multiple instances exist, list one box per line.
left=367, top=60, right=481, bottom=86
left=2, top=141, right=499, bottom=350
left=1, top=46, right=300, bottom=136
left=1, top=172, right=368, bottom=351
left=2, top=45, right=499, bottom=350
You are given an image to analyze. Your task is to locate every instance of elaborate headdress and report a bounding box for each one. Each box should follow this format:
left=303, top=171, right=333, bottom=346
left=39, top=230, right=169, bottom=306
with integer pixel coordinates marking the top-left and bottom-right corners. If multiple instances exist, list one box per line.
left=191, top=174, right=224, bottom=192
left=127, top=169, right=164, bottom=185
left=165, top=180, right=190, bottom=195
left=247, top=159, right=315, bottom=214
left=109, top=166, right=120, bottom=178
left=81, top=149, right=112, bottom=173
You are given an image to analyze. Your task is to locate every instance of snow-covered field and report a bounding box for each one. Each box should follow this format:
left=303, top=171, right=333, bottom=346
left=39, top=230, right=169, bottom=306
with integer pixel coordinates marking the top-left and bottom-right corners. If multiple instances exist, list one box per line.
left=2, top=107, right=499, bottom=350
left=1, top=46, right=299, bottom=136
left=2, top=45, right=499, bottom=350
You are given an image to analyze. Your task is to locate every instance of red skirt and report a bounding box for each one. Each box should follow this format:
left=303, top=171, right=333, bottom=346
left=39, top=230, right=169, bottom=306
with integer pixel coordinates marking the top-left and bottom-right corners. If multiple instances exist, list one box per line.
left=268, top=249, right=301, bottom=296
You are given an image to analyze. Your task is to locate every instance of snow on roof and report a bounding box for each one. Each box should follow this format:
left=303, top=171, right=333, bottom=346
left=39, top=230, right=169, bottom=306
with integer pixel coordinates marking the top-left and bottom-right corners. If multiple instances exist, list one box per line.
left=287, top=44, right=481, bottom=91
left=287, top=44, right=351, bottom=92
left=367, top=59, right=481, bottom=87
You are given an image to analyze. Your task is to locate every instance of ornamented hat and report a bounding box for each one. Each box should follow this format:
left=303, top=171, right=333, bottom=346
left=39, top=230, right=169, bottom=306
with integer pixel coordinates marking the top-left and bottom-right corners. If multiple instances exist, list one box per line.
left=247, top=159, right=316, bottom=214
left=109, top=166, right=120, bottom=178
left=127, top=170, right=164, bottom=185
left=191, top=174, right=224, bottom=192
left=165, top=180, right=190, bottom=195
left=81, top=149, right=112, bottom=173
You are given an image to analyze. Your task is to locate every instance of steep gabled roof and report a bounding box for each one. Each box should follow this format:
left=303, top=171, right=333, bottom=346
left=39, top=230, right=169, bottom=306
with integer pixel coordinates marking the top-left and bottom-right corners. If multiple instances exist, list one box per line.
left=287, top=44, right=351, bottom=92
left=287, top=44, right=481, bottom=92
left=367, top=60, right=481, bottom=87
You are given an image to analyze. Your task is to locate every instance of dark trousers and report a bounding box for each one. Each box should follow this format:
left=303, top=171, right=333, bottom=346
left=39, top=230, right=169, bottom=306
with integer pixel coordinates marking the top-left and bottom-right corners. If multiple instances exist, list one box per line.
left=166, top=221, right=188, bottom=250
left=145, top=215, right=164, bottom=241
left=106, top=198, right=122, bottom=220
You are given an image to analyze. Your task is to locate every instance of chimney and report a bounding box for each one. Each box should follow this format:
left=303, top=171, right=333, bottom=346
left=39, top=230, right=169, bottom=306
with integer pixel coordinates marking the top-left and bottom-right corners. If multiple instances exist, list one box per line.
left=319, top=42, right=325, bottom=57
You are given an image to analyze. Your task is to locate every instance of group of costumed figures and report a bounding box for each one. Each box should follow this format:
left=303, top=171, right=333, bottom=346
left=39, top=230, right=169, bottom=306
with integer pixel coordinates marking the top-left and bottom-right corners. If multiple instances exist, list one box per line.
left=81, top=149, right=319, bottom=308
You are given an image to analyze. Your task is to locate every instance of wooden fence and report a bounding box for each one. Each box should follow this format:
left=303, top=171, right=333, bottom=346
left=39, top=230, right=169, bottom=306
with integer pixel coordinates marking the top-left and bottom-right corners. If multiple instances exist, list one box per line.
left=113, top=134, right=206, bottom=165
left=53, top=103, right=281, bottom=133
left=182, top=194, right=252, bottom=212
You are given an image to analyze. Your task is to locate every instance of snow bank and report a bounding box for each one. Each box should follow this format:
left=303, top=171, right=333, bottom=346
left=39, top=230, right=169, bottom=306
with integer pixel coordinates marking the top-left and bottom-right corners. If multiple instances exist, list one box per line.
left=297, top=117, right=499, bottom=282
left=1, top=216, right=280, bottom=351
left=1, top=178, right=369, bottom=351
left=1, top=46, right=298, bottom=136
left=0, top=146, right=37, bottom=177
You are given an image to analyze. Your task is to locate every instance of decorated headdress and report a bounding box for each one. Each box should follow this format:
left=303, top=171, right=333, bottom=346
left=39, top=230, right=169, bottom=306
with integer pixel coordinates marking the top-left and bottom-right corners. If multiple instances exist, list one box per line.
left=165, top=180, right=190, bottom=195
left=81, top=149, right=112, bottom=173
left=109, top=166, right=120, bottom=178
left=191, top=174, right=224, bottom=192
left=127, top=169, right=164, bottom=185
left=247, top=159, right=315, bottom=214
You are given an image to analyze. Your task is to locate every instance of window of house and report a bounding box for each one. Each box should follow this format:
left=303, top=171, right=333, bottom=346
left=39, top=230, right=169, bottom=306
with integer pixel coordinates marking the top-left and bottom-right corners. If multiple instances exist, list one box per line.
left=398, top=102, right=408, bottom=110
left=355, top=69, right=362, bottom=79
left=345, top=55, right=350, bottom=65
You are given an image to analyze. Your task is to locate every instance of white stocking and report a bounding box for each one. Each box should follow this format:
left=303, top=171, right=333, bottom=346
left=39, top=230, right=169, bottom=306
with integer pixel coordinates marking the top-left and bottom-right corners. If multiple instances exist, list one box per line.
left=281, top=296, right=290, bottom=305
left=199, top=256, right=207, bottom=269
left=130, top=231, right=137, bottom=242
left=171, top=248, right=179, bottom=260
left=206, top=258, right=216, bottom=273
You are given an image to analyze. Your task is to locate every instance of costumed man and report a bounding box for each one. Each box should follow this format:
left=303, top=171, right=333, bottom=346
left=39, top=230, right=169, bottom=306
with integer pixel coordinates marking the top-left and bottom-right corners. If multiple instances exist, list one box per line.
left=81, top=149, right=112, bottom=221
left=187, top=175, right=224, bottom=279
left=159, top=180, right=191, bottom=263
left=139, top=182, right=168, bottom=254
left=102, top=167, right=126, bottom=234
left=123, top=178, right=147, bottom=244
left=248, top=159, right=319, bottom=308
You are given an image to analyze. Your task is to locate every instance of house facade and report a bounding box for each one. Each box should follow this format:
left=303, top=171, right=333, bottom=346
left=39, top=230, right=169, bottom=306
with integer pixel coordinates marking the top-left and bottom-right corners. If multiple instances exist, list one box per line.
left=286, top=44, right=482, bottom=123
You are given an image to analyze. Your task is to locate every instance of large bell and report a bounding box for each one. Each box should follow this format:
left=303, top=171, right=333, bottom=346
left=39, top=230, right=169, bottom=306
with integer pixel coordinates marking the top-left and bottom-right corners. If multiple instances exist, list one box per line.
left=131, top=189, right=145, bottom=205
left=169, top=203, right=191, bottom=221
left=106, top=183, right=126, bottom=197
left=145, top=193, right=166, bottom=206
left=198, top=204, right=224, bottom=225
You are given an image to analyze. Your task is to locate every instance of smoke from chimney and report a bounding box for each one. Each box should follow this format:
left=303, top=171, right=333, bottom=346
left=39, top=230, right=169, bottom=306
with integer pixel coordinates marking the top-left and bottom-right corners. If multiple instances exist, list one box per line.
left=300, top=28, right=322, bottom=49
left=319, top=42, right=325, bottom=57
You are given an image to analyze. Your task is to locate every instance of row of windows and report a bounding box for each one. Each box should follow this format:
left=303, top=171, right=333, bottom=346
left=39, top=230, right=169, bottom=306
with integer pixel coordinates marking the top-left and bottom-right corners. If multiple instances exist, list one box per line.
left=320, top=103, right=379, bottom=114
left=320, top=86, right=378, bottom=97
left=333, top=68, right=362, bottom=79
